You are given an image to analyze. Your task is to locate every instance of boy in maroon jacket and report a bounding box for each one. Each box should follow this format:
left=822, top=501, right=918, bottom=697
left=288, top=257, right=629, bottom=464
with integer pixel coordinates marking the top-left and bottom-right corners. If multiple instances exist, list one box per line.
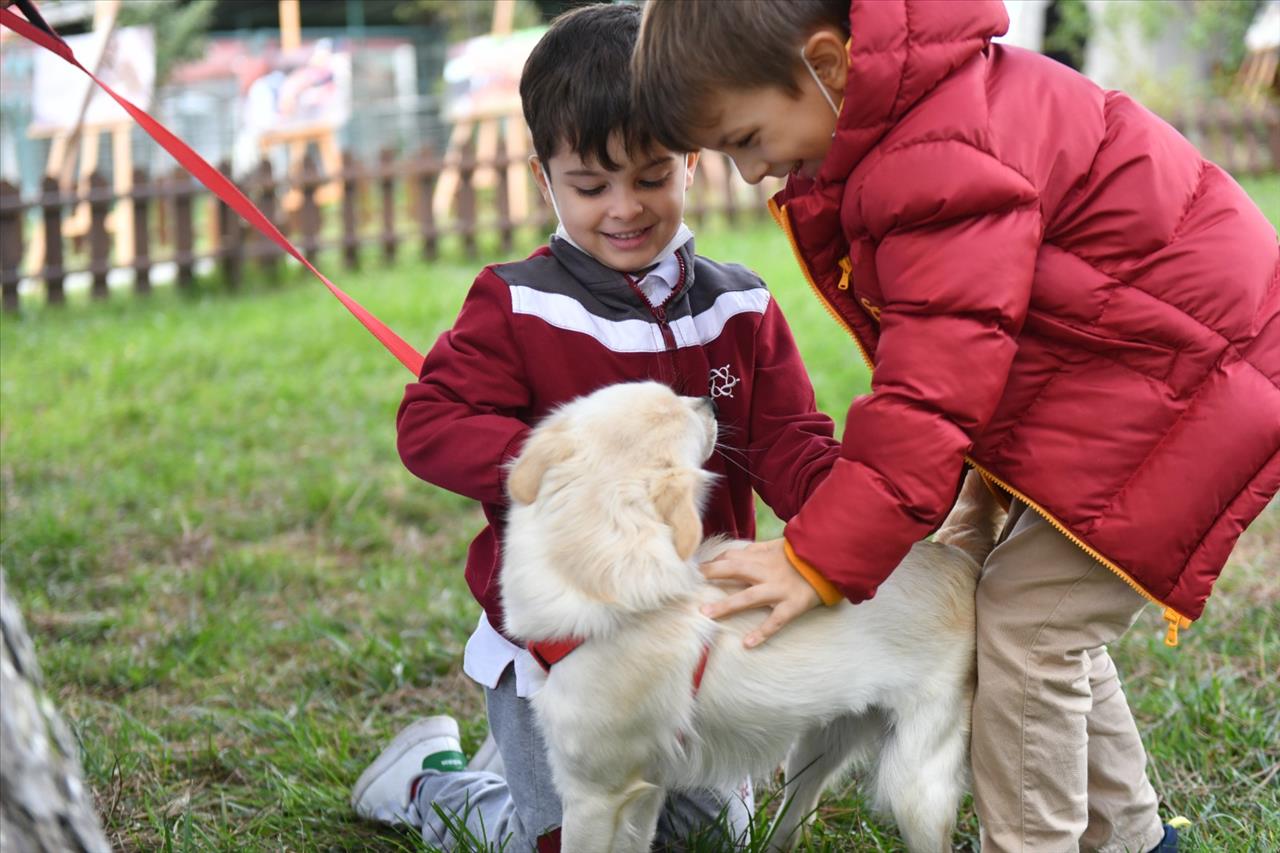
left=634, top=1, right=1278, bottom=851
left=350, top=5, right=839, bottom=850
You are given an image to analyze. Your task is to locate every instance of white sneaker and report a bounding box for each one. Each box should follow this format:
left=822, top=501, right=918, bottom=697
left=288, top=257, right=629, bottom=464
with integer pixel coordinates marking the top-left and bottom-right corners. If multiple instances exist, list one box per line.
left=351, top=716, right=465, bottom=825
left=466, top=730, right=504, bottom=776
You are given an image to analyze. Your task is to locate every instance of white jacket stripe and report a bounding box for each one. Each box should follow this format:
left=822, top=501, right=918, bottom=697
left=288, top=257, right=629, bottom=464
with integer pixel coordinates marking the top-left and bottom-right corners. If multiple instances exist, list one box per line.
left=509, top=286, right=771, bottom=353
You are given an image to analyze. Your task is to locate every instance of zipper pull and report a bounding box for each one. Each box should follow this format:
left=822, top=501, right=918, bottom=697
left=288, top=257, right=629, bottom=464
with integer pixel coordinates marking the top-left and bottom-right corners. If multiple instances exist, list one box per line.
left=653, top=305, right=667, bottom=324
left=837, top=256, right=852, bottom=290
left=1162, top=608, right=1189, bottom=647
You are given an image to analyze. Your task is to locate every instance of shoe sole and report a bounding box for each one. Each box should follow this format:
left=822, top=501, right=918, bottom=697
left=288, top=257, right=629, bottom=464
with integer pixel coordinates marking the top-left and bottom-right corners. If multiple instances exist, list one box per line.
left=351, top=717, right=461, bottom=810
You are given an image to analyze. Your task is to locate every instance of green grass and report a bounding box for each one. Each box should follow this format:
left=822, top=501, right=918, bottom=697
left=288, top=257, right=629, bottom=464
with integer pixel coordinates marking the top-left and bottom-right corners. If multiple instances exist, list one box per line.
left=2, top=179, right=1278, bottom=852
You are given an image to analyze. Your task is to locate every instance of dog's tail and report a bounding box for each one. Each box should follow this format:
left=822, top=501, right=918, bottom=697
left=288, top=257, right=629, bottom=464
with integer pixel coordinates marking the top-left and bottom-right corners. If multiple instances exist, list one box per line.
left=934, top=468, right=1005, bottom=568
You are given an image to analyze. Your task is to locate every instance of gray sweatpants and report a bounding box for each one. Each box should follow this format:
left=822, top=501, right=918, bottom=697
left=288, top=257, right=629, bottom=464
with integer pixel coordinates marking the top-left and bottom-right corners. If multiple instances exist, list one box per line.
left=411, top=664, right=753, bottom=851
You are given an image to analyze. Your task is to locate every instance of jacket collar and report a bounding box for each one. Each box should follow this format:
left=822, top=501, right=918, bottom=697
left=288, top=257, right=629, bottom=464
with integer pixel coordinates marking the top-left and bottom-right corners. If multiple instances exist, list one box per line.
left=774, top=0, right=1008, bottom=266
left=813, top=0, right=1009, bottom=188
left=549, top=235, right=696, bottom=299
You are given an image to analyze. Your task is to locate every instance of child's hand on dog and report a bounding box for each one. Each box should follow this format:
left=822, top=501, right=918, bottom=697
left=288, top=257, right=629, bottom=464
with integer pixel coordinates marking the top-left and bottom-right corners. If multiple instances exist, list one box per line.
left=700, top=539, right=821, bottom=648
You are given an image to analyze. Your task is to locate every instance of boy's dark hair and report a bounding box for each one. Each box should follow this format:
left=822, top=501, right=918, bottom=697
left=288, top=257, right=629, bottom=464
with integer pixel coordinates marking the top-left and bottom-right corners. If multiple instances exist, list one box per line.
left=520, top=2, right=656, bottom=171
left=634, top=0, right=850, bottom=154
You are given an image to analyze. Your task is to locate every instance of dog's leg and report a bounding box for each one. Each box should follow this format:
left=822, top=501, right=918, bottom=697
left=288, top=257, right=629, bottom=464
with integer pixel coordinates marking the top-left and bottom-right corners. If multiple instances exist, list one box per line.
left=872, top=698, right=969, bottom=853
left=558, top=778, right=664, bottom=853
left=613, top=779, right=666, bottom=853
left=768, top=711, right=885, bottom=852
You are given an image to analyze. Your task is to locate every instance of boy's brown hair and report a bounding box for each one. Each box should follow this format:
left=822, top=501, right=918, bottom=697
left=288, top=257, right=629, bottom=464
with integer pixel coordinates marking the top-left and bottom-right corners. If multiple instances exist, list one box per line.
left=633, top=0, right=850, bottom=154
left=520, top=2, right=655, bottom=171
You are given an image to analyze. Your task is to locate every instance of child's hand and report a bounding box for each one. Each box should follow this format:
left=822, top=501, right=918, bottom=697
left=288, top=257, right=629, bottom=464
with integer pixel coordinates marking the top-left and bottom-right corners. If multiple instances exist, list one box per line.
left=699, top=539, right=821, bottom=649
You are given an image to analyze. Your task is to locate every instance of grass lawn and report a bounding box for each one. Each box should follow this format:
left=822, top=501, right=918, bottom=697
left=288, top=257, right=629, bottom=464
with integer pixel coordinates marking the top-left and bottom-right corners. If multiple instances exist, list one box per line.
left=2, top=176, right=1277, bottom=852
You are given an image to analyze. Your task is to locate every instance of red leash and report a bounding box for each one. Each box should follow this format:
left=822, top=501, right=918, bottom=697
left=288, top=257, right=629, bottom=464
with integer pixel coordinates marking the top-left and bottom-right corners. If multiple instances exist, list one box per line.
left=0, top=3, right=425, bottom=375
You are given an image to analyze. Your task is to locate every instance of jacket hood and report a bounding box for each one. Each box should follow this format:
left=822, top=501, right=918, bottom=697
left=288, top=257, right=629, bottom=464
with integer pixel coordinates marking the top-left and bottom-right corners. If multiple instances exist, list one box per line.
left=817, top=0, right=1009, bottom=183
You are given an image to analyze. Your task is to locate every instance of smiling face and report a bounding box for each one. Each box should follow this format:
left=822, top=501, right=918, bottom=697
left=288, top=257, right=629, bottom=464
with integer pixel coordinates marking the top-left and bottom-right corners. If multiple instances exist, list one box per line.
left=682, top=28, right=849, bottom=185
left=696, top=84, right=840, bottom=184
left=531, top=134, right=698, bottom=273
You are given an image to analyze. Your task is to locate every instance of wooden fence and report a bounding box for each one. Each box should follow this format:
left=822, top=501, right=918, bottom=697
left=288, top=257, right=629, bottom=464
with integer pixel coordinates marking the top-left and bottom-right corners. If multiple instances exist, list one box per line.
left=2, top=103, right=1278, bottom=312
left=0, top=145, right=776, bottom=312
left=1170, top=102, right=1280, bottom=178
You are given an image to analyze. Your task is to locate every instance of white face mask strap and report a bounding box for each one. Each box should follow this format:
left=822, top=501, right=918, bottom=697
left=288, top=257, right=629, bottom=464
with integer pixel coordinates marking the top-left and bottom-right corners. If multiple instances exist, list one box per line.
left=537, top=158, right=564, bottom=222
left=801, top=45, right=840, bottom=118
left=537, top=157, right=589, bottom=253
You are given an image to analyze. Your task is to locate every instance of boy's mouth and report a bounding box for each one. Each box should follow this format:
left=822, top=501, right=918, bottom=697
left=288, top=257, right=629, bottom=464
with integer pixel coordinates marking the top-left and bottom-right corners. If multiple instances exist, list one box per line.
left=602, top=225, right=653, bottom=251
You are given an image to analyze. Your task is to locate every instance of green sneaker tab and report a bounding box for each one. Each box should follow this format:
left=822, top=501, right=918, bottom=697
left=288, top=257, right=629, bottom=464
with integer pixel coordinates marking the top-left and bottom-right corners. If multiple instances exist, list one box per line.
left=421, top=750, right=467, bottom=773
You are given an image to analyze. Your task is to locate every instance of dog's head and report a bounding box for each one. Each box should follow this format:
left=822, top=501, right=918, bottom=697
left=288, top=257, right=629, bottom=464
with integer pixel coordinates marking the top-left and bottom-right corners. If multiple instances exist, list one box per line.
left=501, top=383, right=718, bottom=634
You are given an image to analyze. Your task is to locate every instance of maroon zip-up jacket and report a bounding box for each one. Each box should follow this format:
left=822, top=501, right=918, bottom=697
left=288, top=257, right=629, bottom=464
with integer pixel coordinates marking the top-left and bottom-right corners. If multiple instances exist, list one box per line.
left=397, top=238, right=838, bottom=639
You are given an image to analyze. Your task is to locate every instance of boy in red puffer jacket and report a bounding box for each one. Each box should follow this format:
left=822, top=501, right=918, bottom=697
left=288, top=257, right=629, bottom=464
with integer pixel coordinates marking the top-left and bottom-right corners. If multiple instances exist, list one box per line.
left=635, top=1, right=1278, bottom=851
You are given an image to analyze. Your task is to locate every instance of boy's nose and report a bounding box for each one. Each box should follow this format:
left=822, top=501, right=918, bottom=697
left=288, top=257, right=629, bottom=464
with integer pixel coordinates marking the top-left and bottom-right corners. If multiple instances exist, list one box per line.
left=607, top=191, right=644, bottom=219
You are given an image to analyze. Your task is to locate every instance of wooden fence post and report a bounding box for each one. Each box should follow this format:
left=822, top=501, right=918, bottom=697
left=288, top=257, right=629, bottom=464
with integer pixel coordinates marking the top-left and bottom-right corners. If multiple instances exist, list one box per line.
left=172, top=168, right=195, bottom=290
left=253, top=159, right=281, bottom=279
left=1261, top=107, right=1280, bottom=174
left=40, top=176, right=65, bottom=306
left=415, top=146, right=440, bottom=262
left=379, top=148, right=398, bottom=264
left=753, top=181, right=771, bottom=220
left=87, top=172, right=112, bottom=300
left=688, top=166, right=708, bottom=231
left=341, top=152, right=361, bottom=270
left=299, top=152, right=322, bottom=259
left=155, top=171, right=171, bottom=246
left=217, top=159, right=243, bottom=288
left=458, top=141, right=478, bottom=259
left=0, top=181, right=22, bottom=313
left=494, top=139, right=514, bottom=254
left=721, top=158, right=739, bottom=226
left=131, top=168, right=151, bottom=295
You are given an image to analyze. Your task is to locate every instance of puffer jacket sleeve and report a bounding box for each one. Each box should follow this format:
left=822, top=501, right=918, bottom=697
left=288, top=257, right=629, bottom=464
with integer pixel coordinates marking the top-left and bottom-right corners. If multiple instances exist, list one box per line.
left=396, top=267, right=531, bottom=505
left=784, top=142, right=1041, bottom=602
left=746, top=297, right=840, bottom=521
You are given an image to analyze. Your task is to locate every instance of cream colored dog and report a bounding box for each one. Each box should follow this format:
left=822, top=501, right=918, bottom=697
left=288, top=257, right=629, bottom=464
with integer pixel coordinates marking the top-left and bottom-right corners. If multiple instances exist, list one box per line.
left=501, top=382, right=1001, bottom=853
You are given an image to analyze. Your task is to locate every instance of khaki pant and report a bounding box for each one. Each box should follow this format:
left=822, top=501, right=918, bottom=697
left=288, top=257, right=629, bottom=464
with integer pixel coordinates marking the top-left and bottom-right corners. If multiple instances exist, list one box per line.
left=972, top=502, right=1166, bottom=853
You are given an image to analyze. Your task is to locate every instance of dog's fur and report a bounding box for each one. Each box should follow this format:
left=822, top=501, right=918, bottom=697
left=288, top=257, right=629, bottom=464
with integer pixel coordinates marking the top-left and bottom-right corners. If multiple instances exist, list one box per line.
left=501, top=382, right=1002, bottom=852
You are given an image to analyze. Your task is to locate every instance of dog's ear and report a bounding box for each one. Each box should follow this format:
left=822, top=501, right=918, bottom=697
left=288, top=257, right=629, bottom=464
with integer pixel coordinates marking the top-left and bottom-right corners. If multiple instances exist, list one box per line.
left=508, top=425, right=571, bottom=505
left=651, top=469, right=702, bottom=561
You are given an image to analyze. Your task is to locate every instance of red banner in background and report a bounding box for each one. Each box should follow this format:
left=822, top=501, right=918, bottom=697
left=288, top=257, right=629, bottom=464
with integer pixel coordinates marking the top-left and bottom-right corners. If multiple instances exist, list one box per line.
left=0, top=3, right=426, bottom=376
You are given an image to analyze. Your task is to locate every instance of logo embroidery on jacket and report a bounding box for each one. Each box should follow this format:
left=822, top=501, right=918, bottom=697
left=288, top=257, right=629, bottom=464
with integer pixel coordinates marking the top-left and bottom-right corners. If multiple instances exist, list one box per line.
left=709, top=365, right=741, bottom=399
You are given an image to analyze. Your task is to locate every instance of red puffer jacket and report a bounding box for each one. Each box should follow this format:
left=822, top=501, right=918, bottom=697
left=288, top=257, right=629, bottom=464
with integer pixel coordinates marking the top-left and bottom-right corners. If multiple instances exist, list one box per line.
left=776, top=0, right=1279, bottom=638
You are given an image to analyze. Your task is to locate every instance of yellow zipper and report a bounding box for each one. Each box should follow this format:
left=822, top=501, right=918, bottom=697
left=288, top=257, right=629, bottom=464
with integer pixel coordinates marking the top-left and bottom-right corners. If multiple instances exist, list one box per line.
left=965, top=460, right=1192, bottom=645
left=769, top=199, right=874, bottom=372
left=769, top=199, right=1193, bottom=646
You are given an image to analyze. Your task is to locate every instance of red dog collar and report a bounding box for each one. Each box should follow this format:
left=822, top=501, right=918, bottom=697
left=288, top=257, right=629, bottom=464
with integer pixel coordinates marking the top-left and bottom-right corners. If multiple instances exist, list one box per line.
left=527, top=638, right=713, bottom=694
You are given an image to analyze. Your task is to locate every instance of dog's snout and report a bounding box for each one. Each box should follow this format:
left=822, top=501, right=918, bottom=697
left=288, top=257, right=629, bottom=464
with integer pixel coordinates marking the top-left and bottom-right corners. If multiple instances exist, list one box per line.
left=700, top=395, right=719, bottom=419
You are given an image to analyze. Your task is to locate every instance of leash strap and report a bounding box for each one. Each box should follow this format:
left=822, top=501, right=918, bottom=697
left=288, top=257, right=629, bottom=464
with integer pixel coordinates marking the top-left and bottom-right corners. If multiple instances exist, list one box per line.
left=0, top=4, right=425, bottom=375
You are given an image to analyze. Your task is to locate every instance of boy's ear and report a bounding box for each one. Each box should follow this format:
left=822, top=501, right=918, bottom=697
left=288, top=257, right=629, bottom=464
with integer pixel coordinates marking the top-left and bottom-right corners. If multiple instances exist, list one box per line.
left=528, top=155, right=553, bottom=208
left=683, top=151, right=700, bottom=190
left=803, top=28, right=849, bottom=96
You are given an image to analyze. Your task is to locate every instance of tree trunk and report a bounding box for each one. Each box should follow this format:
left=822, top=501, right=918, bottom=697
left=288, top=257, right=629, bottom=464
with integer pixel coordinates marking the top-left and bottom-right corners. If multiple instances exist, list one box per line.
left=0, top=570, right=112, bottom=853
